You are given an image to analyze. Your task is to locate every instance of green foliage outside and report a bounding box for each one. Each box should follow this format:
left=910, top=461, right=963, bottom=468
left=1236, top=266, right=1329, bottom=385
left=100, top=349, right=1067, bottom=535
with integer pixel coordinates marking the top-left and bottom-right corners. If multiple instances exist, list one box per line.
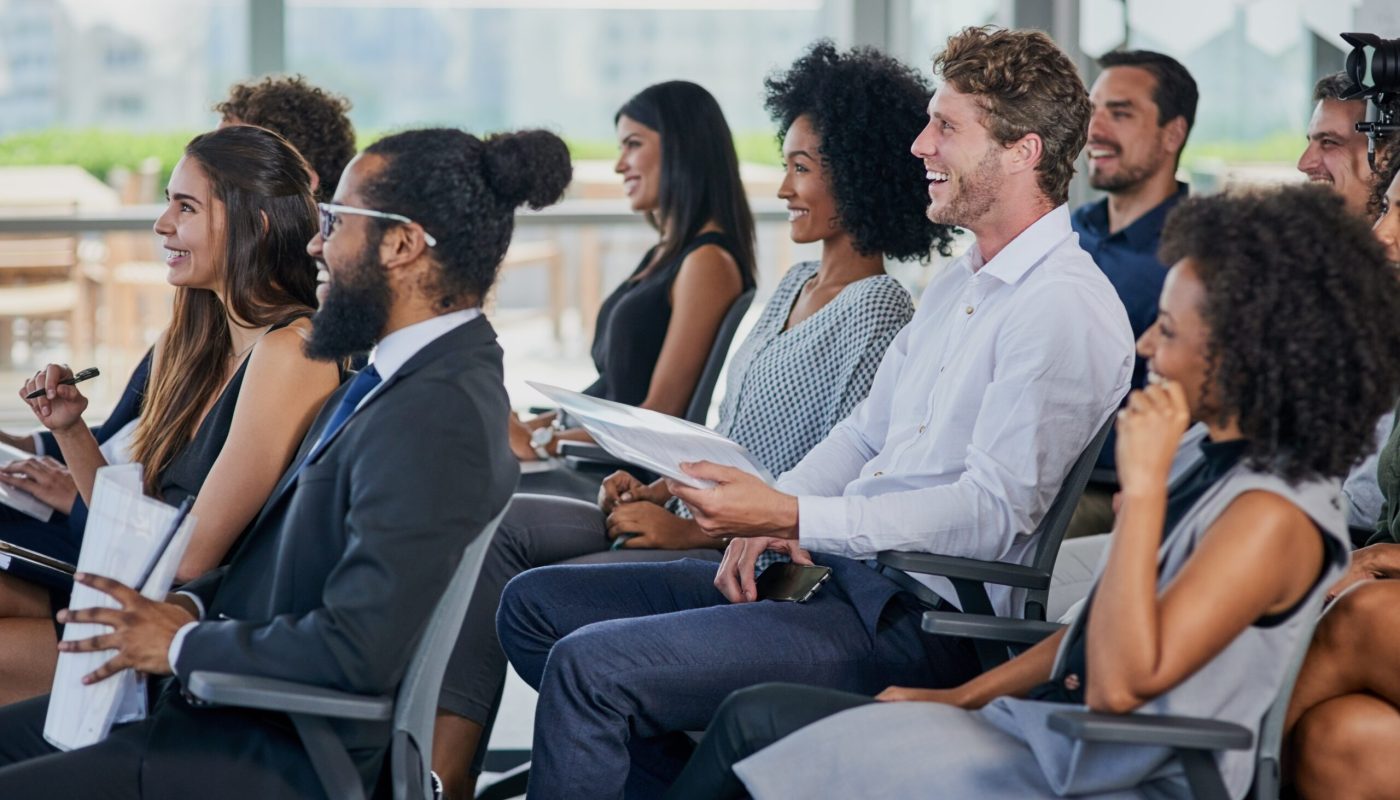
left=0, top=126, right=1294, bottom=190
left=0, top=127, right=786, bottom=189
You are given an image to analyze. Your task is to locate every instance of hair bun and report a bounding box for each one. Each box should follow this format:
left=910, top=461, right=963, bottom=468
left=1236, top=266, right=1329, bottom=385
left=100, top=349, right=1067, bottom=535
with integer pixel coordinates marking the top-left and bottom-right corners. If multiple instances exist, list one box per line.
left=481, top=130, right=572, bottom=210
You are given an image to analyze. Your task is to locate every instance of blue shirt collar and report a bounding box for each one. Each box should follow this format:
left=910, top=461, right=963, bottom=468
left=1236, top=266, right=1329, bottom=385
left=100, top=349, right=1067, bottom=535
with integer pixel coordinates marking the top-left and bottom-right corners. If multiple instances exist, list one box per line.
left=1078, top=181, right=1189, bottom=252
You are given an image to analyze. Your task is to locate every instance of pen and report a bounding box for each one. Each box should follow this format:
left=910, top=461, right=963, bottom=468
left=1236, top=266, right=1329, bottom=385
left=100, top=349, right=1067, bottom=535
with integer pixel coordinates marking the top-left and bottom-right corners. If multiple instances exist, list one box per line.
left=135, top=496, right=195, bottom=591
left=25, top=367, right=100, bottom=400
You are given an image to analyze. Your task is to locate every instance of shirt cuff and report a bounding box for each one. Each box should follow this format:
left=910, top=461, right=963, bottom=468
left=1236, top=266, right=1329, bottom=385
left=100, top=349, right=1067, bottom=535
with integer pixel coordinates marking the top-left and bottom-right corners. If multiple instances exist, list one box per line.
left=30, top=432, right=45, bottom=457
left=795, top=495, right=855, bottom=557
left=168, top=621, right=198, bottom=678
left=175, top=591, right=205, bottom=620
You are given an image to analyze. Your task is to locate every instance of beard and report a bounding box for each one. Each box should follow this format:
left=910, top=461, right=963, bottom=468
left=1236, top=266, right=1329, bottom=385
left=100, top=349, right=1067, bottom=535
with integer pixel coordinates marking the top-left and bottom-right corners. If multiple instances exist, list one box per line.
left=1088, top=137, right=1169, bottom=193
left=1089, top=157, right=1160, bottom=192
left=928, top=144, right=1003, bottom=228
left=304, top=240, right=392, bottom=361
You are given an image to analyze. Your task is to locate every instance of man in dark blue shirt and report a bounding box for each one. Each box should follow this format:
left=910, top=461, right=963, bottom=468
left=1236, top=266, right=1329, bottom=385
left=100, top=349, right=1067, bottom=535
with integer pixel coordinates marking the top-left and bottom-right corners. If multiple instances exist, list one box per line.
left=1068, top=50, right=1197, bottom=537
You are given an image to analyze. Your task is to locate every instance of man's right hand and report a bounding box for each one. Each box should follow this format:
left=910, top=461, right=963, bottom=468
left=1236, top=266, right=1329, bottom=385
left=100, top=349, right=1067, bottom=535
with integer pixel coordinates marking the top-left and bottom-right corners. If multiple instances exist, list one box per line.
left=713, top=536, right=812, bottom=604
left=20, top=364, right=88, bottom=433
left=598, top=471, right=669, bottom=514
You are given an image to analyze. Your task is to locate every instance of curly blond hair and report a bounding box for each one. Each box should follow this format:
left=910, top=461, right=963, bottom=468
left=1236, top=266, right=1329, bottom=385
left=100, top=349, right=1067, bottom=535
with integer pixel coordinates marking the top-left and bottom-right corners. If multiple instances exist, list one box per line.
left=934, top=26, right=1091, bottom=205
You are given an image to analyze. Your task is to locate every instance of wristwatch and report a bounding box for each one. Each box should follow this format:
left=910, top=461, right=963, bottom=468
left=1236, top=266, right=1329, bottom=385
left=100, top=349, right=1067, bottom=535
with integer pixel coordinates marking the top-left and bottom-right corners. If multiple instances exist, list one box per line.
left=530, top=424, right=556, bottom=461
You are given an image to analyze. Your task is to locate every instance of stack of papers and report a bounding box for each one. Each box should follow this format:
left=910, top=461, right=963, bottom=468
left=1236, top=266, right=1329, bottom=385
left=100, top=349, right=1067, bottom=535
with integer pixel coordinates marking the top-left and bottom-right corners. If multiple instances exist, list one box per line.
left=44, top=464, right=197, bottom=751
left=527, top=382, right=774, bottom=488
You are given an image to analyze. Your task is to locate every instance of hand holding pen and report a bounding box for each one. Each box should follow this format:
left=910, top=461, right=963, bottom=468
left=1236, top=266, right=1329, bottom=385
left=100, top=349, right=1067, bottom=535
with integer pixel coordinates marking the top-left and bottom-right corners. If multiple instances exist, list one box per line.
left=20, top=365, right=98, bottom=431
left=25, top=366, right=99, bottom=399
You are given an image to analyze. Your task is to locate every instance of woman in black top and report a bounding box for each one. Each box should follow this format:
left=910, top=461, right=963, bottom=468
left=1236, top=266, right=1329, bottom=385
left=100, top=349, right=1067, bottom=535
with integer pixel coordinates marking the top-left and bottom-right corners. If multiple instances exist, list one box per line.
left=509, top=81, right=757, bottom=461
left=0, top=125, right=340, bottom=704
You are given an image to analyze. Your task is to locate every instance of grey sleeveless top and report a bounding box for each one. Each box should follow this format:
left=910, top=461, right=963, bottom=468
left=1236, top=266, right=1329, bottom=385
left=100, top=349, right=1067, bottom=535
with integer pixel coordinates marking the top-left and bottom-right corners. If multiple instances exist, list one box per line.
left=993, top=465, right=1349, bottom=798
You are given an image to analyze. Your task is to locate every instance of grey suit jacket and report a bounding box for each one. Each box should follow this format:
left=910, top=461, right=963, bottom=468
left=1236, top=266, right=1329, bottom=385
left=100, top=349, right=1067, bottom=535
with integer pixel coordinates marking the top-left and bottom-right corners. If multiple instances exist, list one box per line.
left=147, top=315, right=518, bottom=797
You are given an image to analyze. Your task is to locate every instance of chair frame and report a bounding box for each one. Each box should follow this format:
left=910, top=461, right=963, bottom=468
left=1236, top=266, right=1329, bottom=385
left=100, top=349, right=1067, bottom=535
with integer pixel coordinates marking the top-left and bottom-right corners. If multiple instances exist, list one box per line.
left=880, top=416, right=1114, bottom=670
left=187, top=503, right=511, bottom=800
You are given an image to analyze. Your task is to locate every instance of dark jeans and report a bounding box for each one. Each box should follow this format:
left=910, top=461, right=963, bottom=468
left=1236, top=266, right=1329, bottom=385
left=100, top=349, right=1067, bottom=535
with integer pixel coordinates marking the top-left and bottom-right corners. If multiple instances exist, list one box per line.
left=496, top=557, right=979, bottom=800
left=436, top=493, right=720, bottom=775
left=0, top=695, right=144, bottom=800
left=665, top=683, right=875, bottom=800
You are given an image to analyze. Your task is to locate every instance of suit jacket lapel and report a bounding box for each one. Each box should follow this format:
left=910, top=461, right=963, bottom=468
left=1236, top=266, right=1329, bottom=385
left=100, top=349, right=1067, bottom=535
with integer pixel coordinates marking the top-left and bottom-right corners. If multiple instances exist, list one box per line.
left=248, top=316, right=496, bottom=529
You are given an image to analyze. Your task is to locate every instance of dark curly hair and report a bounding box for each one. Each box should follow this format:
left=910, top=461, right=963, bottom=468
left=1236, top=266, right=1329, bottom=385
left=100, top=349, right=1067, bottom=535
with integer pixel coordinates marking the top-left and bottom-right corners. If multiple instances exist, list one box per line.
left=361, top=128, right=572, bottom=308
left=215, top=75, right=356, bottom=202
left=1368, top=140, right=1400, bottom=222
left=763, top=41, right=954, bottom=260
left=1159, top=184, right=1400, bottom=482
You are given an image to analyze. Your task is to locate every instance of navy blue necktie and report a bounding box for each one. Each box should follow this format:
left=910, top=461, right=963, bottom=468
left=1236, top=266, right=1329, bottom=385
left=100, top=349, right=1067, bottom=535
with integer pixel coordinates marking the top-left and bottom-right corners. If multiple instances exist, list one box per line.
left=291, top=365, right=381, bottom=480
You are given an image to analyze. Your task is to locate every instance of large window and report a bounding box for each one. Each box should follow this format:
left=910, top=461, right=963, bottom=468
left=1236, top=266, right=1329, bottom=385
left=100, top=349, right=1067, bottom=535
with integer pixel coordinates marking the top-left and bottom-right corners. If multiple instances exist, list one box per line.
left=284, top=1, right=824, bottom=150
left=0, top=0, right=248, bottom=135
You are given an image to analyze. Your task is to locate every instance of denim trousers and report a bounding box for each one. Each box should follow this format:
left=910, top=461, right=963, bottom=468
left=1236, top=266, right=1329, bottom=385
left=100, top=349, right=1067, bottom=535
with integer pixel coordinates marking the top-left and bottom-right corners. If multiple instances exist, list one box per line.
left=496, top=556, right=980, bottom=799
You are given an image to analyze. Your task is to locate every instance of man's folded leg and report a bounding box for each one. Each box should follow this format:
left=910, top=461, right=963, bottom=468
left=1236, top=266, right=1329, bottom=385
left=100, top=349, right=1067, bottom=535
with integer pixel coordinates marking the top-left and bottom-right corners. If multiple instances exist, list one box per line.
left=500, top=560, right=976, bottom=800
left=0, top=694, right=145, bottom=800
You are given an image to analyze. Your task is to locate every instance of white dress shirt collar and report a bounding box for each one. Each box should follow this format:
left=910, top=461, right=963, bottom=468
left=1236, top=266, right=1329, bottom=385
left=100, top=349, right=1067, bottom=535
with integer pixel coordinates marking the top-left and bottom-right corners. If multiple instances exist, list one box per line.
left=367, top=307, right=482, bottom=383
left=965, top=204, right=1074, bottom=285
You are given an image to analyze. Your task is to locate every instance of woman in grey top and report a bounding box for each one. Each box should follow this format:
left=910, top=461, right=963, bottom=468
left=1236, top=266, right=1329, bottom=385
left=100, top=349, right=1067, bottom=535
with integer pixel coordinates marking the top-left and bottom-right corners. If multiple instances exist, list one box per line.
left=664, top=187, right=1400, bottom=799
left=430, top=42, right=955, bottom=798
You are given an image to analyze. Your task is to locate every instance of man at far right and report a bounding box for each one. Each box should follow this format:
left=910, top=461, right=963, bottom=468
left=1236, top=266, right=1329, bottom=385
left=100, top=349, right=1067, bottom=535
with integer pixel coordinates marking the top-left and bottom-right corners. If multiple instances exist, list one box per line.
left=1298, top=71, right=1399, bottom=219
left=1067, top=50, right=1197, bottom=538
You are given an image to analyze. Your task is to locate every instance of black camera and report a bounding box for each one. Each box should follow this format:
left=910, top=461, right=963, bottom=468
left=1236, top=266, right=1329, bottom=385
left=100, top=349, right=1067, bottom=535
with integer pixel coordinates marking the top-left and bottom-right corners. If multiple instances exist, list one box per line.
left=1341, top=32, right=1400, bottom=169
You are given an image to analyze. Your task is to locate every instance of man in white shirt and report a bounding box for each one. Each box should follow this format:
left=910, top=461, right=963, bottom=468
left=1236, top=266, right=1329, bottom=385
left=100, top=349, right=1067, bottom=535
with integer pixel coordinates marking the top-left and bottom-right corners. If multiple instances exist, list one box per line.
left=497, top=28, right=1134, bottom=799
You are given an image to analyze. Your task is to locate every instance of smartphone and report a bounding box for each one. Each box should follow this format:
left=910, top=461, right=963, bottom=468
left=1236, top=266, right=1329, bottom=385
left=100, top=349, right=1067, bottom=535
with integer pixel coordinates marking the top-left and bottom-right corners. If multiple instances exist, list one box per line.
left=755, top=562, right=832, bottom=603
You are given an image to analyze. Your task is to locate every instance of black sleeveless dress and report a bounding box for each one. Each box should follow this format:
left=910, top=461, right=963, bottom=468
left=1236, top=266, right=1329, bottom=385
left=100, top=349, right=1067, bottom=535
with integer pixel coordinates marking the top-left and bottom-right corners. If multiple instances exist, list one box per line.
left=583, top=231, right=750, bottom=407
left=13, top=316, right=312, bottom=593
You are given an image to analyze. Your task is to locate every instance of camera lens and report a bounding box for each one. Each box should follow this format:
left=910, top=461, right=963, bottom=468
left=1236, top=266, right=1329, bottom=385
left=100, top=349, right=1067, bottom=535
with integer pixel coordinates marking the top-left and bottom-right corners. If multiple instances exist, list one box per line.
left=1343, top=32, right=1400, bottom=96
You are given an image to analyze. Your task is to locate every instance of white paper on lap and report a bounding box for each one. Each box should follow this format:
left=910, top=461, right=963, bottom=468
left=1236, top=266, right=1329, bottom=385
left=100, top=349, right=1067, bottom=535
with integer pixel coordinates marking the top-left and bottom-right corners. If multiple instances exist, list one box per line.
left=527, top=382, right=774, bottom=488
left=43, top=464, right=197, bottom=751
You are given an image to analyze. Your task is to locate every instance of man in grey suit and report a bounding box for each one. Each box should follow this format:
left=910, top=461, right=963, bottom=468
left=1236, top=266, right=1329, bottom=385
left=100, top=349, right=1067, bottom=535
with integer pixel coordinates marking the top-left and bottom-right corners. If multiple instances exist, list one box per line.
left=0, top=127, right=570, bottom=799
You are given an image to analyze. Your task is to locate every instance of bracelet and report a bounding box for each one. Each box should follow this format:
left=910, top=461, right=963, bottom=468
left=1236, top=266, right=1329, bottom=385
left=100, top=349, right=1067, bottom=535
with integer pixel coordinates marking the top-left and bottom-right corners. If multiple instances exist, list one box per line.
left=531, top=433, right=553, bottom=461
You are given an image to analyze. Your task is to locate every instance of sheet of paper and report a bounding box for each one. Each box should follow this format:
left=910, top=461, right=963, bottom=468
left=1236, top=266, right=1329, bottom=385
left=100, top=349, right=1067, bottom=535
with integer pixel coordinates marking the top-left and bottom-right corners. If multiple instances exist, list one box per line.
left=527, top=382, right=774, bottom=489
left=43, top=464, right=197, bottom=752
left=0, top=442, right=55, bottom=522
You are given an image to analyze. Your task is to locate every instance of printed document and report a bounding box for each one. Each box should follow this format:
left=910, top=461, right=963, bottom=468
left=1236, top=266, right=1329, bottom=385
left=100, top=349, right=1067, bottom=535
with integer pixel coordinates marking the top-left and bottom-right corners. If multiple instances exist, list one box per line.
left=43, top=464, right=197, bottom=751
left=527, top=382, right=773, bottom=488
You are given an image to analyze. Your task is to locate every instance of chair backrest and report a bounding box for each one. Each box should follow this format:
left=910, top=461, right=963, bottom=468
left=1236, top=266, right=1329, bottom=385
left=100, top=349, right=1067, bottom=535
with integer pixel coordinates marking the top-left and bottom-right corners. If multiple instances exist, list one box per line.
left=389, top=502, right=511, bottom=800
left=683, top=287, right=755, bottom=425
left=1021, top=416, right=1114, bottom=620
left=1250, top=591, right=1329, bottom=799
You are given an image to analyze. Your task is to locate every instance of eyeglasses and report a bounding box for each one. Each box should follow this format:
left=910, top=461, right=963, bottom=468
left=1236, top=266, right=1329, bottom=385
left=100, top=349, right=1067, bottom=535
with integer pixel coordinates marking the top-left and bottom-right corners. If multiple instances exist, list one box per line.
left=317, top=202, right=438, bottom=247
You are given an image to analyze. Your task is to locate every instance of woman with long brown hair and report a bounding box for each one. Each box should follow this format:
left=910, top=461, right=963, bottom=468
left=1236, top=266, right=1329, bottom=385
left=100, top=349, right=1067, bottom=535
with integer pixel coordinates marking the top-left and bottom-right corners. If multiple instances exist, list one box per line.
left=0, top=124, right=340, bottom=703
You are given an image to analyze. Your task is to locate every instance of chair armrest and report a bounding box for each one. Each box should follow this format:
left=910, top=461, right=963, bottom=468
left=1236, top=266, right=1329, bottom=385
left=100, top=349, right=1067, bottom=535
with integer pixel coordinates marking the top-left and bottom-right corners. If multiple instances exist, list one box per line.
left=186, top=671, right=393, bottom=722
left=527, top=405, right=555, bottom=416
left=876, top=551, right=1051, bottom=591
left=1088, top=467, right=1119, bottom=487
left=922, top=611, right=1064, bottom=644
left=556, top=440, right=632, bottom=471
left=1047, top=710, right=1253, bottom=751
left=556, top=440, right=612, bottom=461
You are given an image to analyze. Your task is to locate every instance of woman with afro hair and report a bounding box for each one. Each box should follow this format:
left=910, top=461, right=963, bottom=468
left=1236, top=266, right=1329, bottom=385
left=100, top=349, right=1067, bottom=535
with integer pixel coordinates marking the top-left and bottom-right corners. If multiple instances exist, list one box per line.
left=666, top=182, right=1400, bottom=800
left=429, top=43, right=953, bottom=800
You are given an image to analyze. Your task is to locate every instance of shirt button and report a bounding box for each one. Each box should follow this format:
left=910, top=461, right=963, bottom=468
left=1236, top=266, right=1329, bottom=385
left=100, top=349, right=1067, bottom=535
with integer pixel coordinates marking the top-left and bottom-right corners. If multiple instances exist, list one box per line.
left=965, top=305, right=974, bottom=315
left=873, top=471, right=884, bottom=477
left=918, top=424, right=926, bottom=433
